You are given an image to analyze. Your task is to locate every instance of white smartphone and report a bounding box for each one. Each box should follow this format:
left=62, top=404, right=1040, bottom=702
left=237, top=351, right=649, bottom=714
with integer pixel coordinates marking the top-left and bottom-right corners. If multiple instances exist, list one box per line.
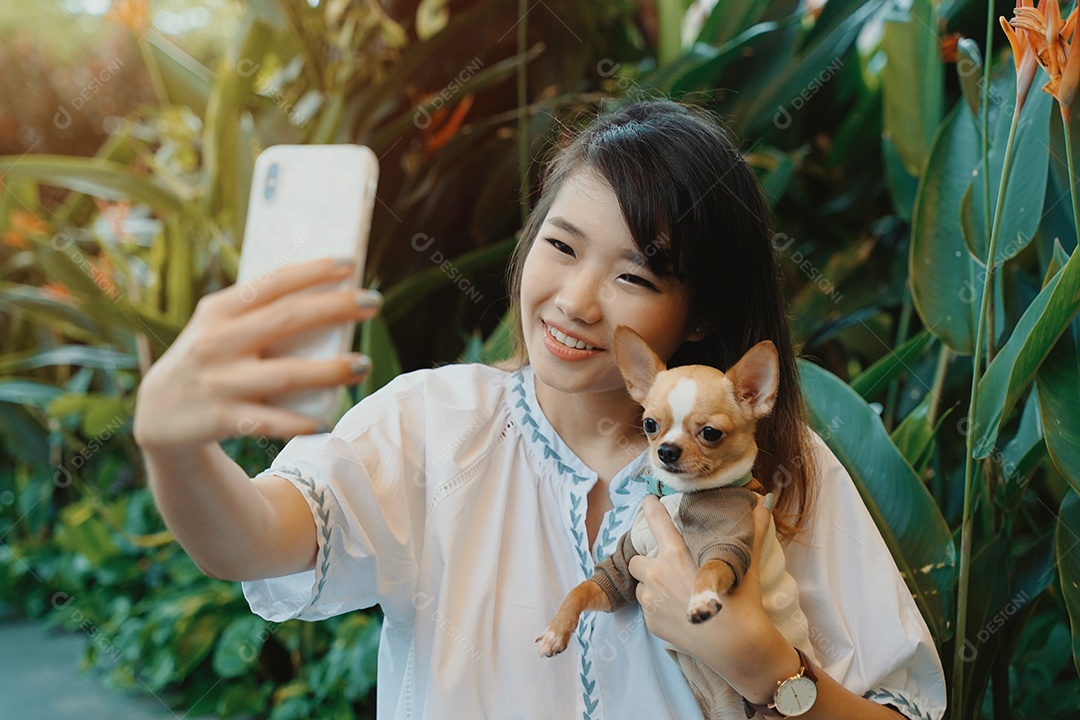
left=236, top=144, right=379, bottom=425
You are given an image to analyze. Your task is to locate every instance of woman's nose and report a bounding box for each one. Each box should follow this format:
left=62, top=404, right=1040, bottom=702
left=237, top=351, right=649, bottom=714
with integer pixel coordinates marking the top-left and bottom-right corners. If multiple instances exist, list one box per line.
left=554, top=267, right=603, bottom=324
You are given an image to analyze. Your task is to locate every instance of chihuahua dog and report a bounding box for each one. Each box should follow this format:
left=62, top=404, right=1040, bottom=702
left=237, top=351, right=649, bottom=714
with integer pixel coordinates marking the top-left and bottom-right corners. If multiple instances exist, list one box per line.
left=536, top=326, right=815, bottom=719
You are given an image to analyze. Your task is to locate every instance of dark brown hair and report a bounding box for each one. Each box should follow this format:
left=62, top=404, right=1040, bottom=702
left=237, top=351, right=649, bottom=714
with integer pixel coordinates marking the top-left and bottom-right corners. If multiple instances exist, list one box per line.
left=501, top=100, right=816, bottom=540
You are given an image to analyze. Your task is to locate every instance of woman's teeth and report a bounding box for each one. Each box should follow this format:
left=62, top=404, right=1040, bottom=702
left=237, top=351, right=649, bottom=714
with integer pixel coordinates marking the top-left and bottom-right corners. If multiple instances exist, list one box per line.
left=547, top=323, right=595, bottom=350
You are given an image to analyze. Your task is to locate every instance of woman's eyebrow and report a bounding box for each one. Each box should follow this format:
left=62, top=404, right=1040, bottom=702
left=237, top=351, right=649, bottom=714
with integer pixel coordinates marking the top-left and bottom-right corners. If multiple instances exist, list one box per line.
left=548, top=215, right=585, bottom=238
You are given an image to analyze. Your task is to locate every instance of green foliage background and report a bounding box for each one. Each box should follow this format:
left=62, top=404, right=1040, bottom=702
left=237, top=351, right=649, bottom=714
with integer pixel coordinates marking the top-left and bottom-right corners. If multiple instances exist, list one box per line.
left=1, top=1, right=1079, bottom=718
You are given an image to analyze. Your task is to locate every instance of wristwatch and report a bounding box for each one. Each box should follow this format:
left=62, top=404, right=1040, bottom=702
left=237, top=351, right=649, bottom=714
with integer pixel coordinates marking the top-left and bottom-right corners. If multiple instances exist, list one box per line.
left=742, top=647, right=819, bottom=718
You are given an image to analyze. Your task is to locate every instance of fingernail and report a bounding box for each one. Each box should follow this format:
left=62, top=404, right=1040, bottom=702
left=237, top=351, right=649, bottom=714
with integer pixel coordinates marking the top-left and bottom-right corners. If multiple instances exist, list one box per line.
left=763, top=493, right=776, bottom=511
left=349, top=354, right=372, bottom=376
left=355, top=289, right=383, bottom=310
left=332, top=258, right=355, bottom=268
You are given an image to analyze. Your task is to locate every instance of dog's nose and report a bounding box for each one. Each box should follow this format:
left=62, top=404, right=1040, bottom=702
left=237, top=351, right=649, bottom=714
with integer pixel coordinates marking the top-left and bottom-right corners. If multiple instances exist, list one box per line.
left=657, top=443, right=682, bottom=465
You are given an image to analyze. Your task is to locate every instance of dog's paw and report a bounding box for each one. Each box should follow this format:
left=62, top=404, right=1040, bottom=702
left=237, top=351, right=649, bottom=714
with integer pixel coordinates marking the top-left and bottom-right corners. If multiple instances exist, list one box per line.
left=535, top=628, right=570, bottom=657
left=687, top=590, right=722, bottom=624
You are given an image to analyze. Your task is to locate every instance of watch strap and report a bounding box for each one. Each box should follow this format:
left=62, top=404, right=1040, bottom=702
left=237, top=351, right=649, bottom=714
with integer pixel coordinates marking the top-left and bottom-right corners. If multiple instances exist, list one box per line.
left=742, top=647, right=817, bottom=718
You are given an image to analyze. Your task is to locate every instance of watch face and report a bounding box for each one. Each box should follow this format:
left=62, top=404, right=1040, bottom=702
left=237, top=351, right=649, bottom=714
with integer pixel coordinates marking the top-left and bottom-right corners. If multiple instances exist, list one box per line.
left=774, top=676, right=818, bottom=716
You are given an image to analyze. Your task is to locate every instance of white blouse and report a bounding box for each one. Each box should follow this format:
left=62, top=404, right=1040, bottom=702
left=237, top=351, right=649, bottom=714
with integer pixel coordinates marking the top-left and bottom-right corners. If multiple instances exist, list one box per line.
left=242, top=363, right=946, bottom=720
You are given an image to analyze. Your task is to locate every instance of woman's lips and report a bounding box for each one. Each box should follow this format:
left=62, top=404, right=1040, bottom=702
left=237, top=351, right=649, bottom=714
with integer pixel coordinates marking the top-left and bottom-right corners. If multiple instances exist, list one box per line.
left=541, top=321, right=603, bottom=361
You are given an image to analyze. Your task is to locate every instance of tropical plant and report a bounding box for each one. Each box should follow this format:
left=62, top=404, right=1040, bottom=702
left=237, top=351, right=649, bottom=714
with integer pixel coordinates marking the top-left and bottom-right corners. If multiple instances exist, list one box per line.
left=4, top=0, right=1080, bottom=718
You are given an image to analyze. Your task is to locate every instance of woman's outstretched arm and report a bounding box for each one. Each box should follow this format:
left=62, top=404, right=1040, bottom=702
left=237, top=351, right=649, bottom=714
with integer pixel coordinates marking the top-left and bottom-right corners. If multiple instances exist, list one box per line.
left=134, top=258, right=377, bottom=581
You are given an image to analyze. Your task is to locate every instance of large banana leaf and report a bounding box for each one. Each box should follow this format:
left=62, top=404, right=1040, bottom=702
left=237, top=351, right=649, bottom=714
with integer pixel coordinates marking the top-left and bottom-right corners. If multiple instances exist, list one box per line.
left=962, top=73, right=1052, bottom=265
left=910, top=101, right=983, bottom=355
left=1058, top=490, right=1080, bottom=676
left=799, top=360, right=955, bottom=644
left=1036, top=242, right=1080, bottom=492
left=881, top=0, right=943, bottom=177
left=973, top=245, right=1080, bottom=459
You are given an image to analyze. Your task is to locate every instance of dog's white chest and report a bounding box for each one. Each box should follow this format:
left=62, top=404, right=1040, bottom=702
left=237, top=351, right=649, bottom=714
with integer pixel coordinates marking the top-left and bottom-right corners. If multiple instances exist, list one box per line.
left=629, top=494, right=683, bottom=557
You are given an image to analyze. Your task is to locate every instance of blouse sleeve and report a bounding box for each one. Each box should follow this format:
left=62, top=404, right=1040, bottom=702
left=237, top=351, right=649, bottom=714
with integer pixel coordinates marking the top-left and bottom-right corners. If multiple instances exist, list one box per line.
left=783, top=431, right=948, bottom=720
left=241, top=370, right=433, bottom=625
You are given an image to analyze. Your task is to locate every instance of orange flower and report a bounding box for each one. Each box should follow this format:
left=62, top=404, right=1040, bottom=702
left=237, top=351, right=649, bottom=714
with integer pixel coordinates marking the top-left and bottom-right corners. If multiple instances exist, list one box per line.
left=2, top=231, right=28, bottom=249
left=1008, top=0, right=1080, bottom=120
left=107, top=0, right=149, bottom=34
left=1001, top=1, right=1044, bottom=113
left=9, top=210, right=48, bottom=235
left=41, top=282, right=71, bottom=298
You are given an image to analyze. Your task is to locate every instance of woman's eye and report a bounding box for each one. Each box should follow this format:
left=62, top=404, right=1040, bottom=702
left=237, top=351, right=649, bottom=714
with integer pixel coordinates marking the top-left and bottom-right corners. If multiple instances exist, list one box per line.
left=545, top=238, right=574, bottom=256
left=643, top=418, right=659, bottom=435
left=700, top=427, right=723, bottom=442
left=619, top=274, right=659, bottom=291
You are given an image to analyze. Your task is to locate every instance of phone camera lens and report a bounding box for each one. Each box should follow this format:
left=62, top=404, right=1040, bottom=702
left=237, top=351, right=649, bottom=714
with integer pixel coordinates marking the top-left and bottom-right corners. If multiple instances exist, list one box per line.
left=264, top=162, right=279, bottom=201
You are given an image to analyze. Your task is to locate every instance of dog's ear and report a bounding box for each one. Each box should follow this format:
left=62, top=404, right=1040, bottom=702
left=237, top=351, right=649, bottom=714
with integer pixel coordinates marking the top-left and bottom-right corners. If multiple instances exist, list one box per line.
left=613, top=326, right=666, bottom=404
left=726, top=340, right=779, bottom=419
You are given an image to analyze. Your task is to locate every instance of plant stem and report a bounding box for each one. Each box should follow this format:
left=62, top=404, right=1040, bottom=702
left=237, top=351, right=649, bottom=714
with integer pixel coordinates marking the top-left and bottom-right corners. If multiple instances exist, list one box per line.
left=885, top=284, right=913, bottom=432
left=952, top=71, right=1025, bottom=720
left=517, top=0, right=529, bottom=228
left=1063, top=111, right=1080, bottom=251
left=927, top=342, right=951, bottom=428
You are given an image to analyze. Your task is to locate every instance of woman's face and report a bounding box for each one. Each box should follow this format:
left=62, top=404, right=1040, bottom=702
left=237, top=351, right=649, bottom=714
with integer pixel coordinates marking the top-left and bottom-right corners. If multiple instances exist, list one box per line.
left=519, top=167, right=696, bottom=398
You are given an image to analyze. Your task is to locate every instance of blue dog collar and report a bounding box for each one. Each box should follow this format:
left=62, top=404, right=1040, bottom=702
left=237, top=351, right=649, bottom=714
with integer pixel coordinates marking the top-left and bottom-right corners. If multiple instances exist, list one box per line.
left=642, top=470, right=753, bottom=497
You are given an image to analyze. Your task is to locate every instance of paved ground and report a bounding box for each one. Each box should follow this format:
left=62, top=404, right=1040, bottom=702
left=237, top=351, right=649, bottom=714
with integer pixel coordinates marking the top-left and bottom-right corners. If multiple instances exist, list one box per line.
left=0, top=620, right=211, bottom=719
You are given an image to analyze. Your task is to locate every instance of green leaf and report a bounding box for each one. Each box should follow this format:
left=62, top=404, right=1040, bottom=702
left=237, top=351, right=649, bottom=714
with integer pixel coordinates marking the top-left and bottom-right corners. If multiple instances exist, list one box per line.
left=956, top=534, right=1012, bottom=720
left=799, top=360, right=955, bottom=643
left=0, top=156, right=188, bottom=213
left=0, top=346, right=137, bottom=373
left=974, top=246, right=1080, bottom=458
left=56, top=504, right=121, bottom=566
left=881, top=0, right=943, bottom=176
left=0, top=381, right=64, bottom=408
left=849, top=329, right=934, bottom=400
left=203, top=14, right=271, bottom=241
left=695, top=0, right=767, bottom=47
left=1036, top=289, right=1080, bottom=494
left=381, top=238, right=516, bottom=324
left=145, top=31, right=214, bottom=117
left=733, top=0, right=888, bottom=136
left=213, top=615, right=266, bottom=678
left=962, top=75, right=1052, bottom=264
left=80, top=395, right=128, bottom=438
left=910, top=101, right=983, bottom=355
left=174, top=613, right=229, bottom=677
left=999, top=390, right=1047, bottom=508
left=956, top=38, right=982, bottom=118
left=360, top=314, right=402, bottom=398
left=1057, top=490, right=1080, bottom=677
left=891, top=393, right=952, bottom=476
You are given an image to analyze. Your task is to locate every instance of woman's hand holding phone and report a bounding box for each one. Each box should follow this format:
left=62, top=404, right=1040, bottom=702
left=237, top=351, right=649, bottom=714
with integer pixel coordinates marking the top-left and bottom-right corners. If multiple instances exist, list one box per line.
left=133, top=257, right=380, bottom=450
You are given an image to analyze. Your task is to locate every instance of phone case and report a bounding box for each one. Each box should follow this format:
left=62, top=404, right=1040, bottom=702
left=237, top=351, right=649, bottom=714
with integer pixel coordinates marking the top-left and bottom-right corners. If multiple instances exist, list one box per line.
left=236, top=144, right=379, bottom=425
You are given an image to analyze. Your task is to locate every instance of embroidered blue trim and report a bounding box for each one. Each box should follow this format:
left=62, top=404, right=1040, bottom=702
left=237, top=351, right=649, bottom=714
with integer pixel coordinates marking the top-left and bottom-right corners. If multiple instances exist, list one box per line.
left=272, top=465, right=332, bottom=607
left=513, top=371, right=601, bottom=719
left=863, top=689, right=932, bottom=720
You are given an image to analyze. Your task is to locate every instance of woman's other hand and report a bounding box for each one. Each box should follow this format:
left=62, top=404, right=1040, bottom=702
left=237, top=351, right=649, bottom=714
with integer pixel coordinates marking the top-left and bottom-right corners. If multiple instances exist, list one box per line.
left=628, top=492, right=800, bottom=702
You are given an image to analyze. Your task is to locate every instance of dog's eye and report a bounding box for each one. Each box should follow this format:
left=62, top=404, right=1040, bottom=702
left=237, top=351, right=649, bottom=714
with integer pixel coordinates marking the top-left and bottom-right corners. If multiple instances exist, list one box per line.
left=643, top=418, right=659, bottom=435
left=700, top=427, right=723, bottom=442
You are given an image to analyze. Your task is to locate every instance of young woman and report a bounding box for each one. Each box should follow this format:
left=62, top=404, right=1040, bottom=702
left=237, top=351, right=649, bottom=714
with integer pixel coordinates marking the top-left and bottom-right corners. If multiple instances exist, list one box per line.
left=134, top=100, right=945, bottom=719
